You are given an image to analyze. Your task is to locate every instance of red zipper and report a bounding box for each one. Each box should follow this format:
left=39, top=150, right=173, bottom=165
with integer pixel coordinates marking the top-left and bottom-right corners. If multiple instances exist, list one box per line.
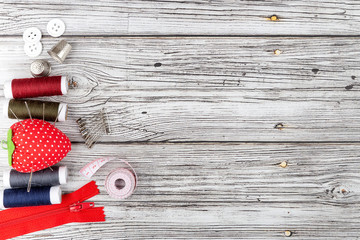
left=0, top=201, right=96, bottom=229
left=0, top=181, right=105, bottom=240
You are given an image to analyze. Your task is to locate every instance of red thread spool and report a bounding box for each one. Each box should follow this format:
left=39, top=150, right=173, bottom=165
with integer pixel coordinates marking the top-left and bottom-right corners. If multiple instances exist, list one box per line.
left=4, top=76, right=68, bottom=99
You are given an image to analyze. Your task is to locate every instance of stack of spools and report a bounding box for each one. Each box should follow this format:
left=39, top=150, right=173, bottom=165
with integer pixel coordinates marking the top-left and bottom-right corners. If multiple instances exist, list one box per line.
left=1, top=64, right=72, bottom=208
left=1, top=167, right=68, bottom=208
left=3, top=75, right=69, bottom=122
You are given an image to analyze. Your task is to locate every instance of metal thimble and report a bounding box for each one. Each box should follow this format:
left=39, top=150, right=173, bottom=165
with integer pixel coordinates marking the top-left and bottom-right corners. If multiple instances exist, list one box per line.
left=30, top=60, right=51, bottom=77
left=48, top=40, right=72, bottom=64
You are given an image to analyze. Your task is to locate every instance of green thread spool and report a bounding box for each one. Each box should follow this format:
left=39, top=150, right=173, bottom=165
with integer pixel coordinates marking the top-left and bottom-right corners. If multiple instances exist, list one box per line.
left=3, top=99, right=68, bottom=122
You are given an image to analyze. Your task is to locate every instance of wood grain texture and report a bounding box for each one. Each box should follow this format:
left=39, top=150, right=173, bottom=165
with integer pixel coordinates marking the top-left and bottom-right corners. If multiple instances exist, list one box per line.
left=1, top=143, right=360, bottom=239
left=1, top=0, right=360, bottom=36
left=1, top=1, right=360, bottom=239
left=0, top=37, right=359, bottom=142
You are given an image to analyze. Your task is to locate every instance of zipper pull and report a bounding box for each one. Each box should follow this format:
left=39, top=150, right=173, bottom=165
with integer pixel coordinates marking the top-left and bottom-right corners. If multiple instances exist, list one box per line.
left=70, top=202, right=95, bottom=212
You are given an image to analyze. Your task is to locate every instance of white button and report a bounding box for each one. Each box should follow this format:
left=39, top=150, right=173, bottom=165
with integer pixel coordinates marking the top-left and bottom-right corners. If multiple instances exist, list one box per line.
left=24, top=42, right=43, bottom=58
left=47, top=19, right=66, bottom=37
left=23, top=27, right=42, bottom=43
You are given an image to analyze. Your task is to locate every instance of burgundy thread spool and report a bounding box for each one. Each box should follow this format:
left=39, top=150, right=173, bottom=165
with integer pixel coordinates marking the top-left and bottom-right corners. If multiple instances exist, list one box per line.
left=4, top=76, right=68, bottom=99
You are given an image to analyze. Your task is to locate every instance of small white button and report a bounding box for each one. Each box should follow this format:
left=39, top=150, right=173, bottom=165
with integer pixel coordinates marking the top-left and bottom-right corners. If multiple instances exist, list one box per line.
left=23, top=27, right=42, bottom=43
left=24, top=42, right=43, bottom=58
left=47, top=19, right=66, bottom=37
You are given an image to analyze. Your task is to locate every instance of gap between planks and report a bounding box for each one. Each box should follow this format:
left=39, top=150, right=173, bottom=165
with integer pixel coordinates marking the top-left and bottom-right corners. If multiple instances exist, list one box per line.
left=4, top=35, right=360, bottom=39
left=70, top=141, right=360, bottom=145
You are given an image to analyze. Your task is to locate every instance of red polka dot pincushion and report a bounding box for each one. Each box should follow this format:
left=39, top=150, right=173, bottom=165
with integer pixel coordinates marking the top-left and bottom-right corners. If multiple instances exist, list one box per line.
left=5, top=119, right=71, bottom=173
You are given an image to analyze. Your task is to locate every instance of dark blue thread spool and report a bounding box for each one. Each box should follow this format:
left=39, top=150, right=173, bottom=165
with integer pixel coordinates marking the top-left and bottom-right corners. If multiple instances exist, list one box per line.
left=0, top=186, right=62, bottom=208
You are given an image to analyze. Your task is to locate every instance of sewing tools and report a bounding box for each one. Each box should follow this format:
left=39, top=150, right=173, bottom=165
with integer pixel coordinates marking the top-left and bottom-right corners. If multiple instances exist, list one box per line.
left=47, top=19, right=66, bottom=38
left=0, top=186, right=61, bottom=208
left=3, top=99, right=68, bottom=122
left=23, top=27, right=43, bottom=58
left=30, top=59, right=51, bottom=77
left=6, top=119, right=72, bottom=173
left=48, top=40, right=72, bottom=63
left=76, top=108, right=110, bottom=148
left=80, top=156, right=137, bottom=199
left=4, top=76, right=68, bottom=99
left=0, top=181, right=104, bottom=239
left=3, top=166, right=67, bottom=189
left=105, top=168, right=136, bottom=199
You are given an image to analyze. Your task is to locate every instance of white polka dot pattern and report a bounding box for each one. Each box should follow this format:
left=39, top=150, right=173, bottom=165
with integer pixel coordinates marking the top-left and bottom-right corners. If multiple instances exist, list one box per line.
left=10, top=119, right=71, bottom=173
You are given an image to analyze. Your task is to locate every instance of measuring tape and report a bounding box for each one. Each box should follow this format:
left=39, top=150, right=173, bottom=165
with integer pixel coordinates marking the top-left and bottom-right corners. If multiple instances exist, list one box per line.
left=79, top=157, right=137, bottom=199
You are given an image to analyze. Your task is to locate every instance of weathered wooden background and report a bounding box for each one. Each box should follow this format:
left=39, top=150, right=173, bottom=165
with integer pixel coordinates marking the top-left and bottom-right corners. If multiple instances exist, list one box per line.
left=0, top=1, right=360, bottom=239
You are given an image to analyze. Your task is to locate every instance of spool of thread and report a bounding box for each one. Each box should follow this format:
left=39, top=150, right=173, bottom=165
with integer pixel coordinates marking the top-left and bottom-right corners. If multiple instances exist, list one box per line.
left=3, top=166, right=68, bottom=189
left=105, top=168, right=137, bottom=199
left=3, top=99, right=68, bottom=122
left=0, top=186, right=62, bottom=208
left=4, top=76, right=68, bottom=99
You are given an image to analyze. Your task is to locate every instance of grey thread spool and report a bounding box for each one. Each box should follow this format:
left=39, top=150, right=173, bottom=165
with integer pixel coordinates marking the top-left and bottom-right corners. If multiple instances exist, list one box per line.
left=3, top=166, right=68, bottom=189
left=3, top=99, right=68, bottom=122
left=30, top=60, right=51, bottom=77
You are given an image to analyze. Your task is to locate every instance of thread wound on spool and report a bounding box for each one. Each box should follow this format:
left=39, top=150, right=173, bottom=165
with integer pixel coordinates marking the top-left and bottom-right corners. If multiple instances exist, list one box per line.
left=5, top=76, right=67, bottom=99
left=4, top=166, right=67, bottom=188
left=6, top=99, right=67, bottom=122
left=1, top=186, right=62, bottom=208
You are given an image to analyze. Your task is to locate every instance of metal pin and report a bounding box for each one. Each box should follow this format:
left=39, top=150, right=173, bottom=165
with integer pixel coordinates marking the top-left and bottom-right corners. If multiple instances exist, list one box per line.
left=42, top=103, right=45, bottom=122
left=77, top=108, right=111, bottom=148
left=101, top=109, right=110, bottom=134
left=9, top=108, right=25, bottom=129
left=27, top=170, right=33, bottom=192
left=80, top=129, right=90, bottom=138
left=53, top=105, right=64, bottom=127
left=85, top=127, right=102, bottom=141
left=24, top=101, right=33, bottom=123
left=45, top=161, right=54, bottom=171
left=68, top=77, right=78, bottom=88
left=76, top=118, right=87, bottom=129
left=84, top=122, right=106, bottom=148
left=85, top=133, right=102, bottom=148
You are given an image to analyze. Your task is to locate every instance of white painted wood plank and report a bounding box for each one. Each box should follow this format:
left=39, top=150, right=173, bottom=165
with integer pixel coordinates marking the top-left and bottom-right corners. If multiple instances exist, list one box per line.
left=0, top=37, right=359, bottom=142
left=2, top=143, right=360, bottom=239
left=1, top=1, right=360, bottom=36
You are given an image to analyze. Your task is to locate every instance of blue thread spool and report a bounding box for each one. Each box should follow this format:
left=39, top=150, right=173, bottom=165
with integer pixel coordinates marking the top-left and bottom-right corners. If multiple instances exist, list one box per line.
left=0, top=186, right=62, bottom=208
